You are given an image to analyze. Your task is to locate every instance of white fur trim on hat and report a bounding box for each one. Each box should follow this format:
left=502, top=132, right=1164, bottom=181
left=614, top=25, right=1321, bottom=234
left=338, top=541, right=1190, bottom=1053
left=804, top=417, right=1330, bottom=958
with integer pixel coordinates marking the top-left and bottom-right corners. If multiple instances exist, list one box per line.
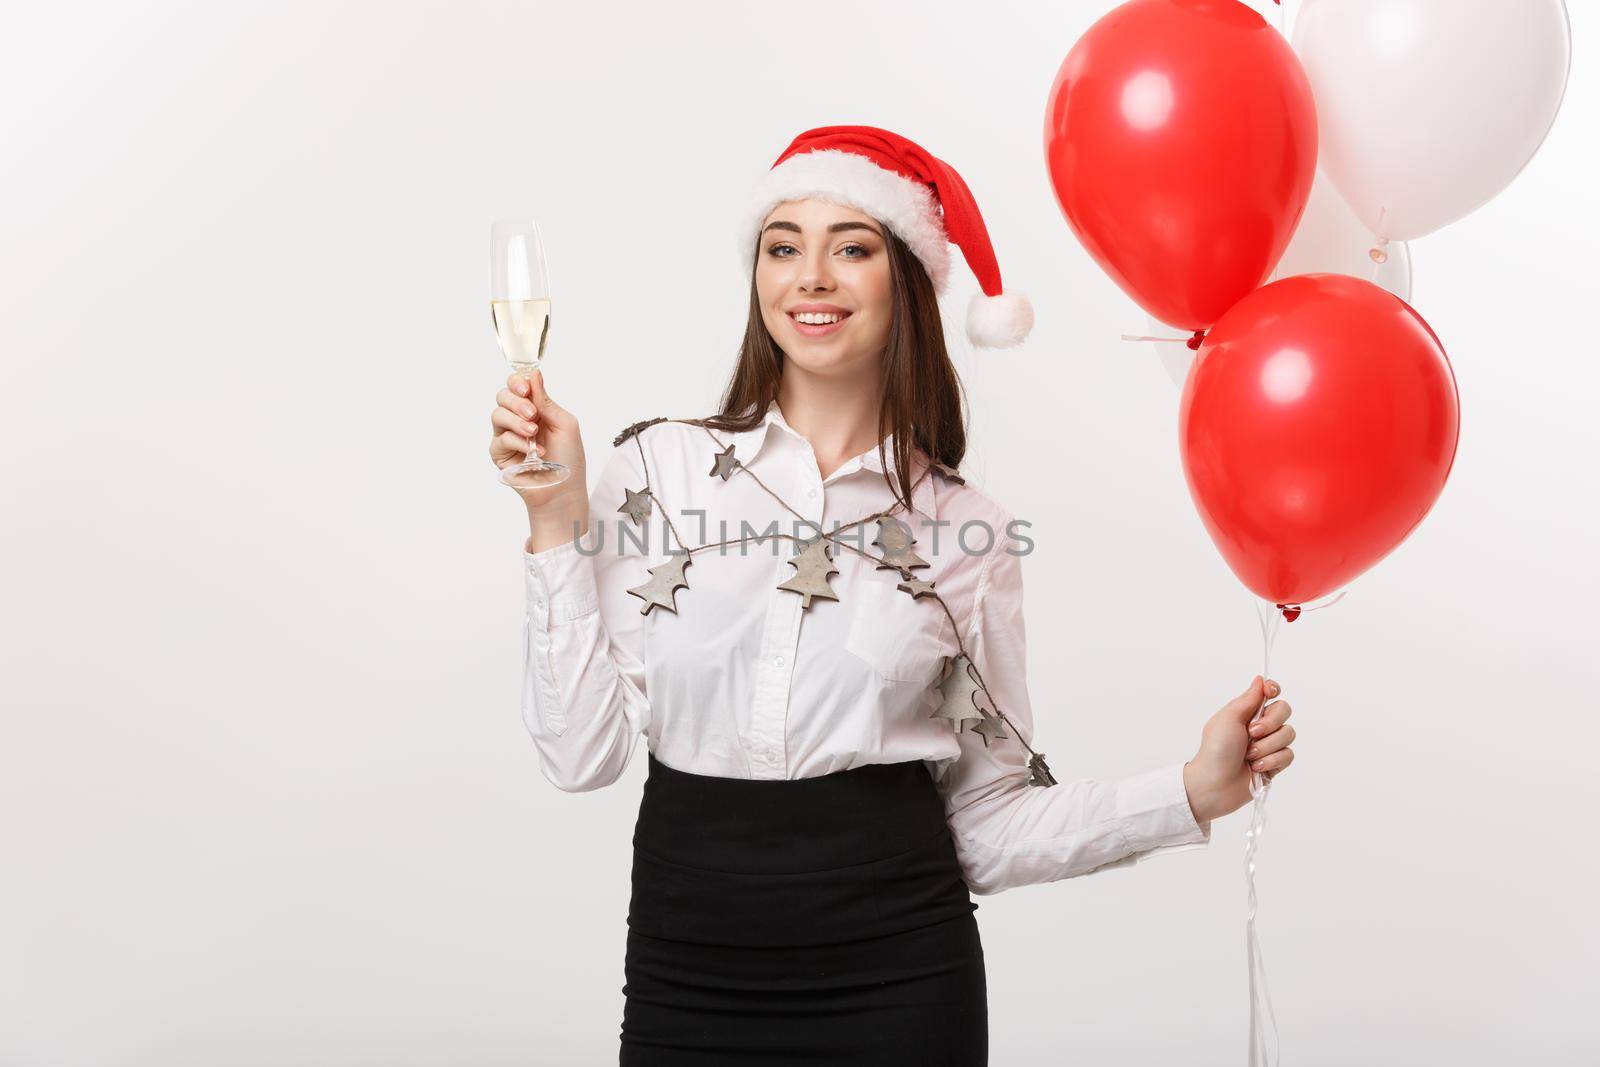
left=966, top=290, right=1034, bottom=349
left=740, top=148, right=952, bottom=295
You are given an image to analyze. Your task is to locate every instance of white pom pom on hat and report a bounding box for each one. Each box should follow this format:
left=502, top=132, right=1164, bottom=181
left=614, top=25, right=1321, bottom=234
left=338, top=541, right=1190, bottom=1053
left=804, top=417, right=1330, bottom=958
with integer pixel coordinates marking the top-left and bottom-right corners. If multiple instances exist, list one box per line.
left=965, top=289, right=1034, bottom=349
left=740, top=125, right=1033, bottom=349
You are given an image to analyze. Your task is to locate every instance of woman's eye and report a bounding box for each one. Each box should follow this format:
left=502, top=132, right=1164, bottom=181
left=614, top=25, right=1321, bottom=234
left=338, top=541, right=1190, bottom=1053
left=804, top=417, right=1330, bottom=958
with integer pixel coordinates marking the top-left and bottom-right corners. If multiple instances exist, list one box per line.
left=765, top=243, right=871, bottom=259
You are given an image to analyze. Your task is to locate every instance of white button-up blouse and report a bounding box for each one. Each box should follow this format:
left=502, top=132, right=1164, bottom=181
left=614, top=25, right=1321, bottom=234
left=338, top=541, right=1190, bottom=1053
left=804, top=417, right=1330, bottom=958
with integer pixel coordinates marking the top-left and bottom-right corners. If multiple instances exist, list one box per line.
left=520, top=400, right=1212, bottom=895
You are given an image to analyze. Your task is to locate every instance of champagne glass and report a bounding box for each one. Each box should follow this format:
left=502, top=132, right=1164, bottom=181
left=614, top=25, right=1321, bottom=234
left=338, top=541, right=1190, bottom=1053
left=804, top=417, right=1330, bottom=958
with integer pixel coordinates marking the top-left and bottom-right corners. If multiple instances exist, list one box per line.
left=491, top=218, right=570, bottom=490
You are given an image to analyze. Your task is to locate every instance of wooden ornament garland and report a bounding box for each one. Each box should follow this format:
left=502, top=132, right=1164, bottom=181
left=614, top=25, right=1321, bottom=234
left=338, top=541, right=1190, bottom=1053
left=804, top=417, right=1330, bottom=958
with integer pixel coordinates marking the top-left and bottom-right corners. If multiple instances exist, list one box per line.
left=615, top=418, right=1058, bottom=789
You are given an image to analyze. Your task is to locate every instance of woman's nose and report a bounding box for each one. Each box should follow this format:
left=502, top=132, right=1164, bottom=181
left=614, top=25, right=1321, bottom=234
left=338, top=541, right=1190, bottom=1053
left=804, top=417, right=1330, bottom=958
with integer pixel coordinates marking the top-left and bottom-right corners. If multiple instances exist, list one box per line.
left=799, top=261, right=834, bottom=291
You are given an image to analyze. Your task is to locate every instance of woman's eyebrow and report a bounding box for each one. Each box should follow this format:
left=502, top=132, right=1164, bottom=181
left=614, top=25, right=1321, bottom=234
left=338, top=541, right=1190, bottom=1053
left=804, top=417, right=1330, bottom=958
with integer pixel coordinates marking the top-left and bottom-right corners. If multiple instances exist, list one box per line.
left=827, top=221, right=881, bottom=236
left=761, top=220, right=883, bottom=236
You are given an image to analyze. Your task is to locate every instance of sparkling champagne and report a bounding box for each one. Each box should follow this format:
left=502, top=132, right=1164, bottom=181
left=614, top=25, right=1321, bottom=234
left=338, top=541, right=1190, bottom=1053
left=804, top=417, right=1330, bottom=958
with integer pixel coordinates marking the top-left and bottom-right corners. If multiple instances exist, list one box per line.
left=491, top=297, right=551, bottom=367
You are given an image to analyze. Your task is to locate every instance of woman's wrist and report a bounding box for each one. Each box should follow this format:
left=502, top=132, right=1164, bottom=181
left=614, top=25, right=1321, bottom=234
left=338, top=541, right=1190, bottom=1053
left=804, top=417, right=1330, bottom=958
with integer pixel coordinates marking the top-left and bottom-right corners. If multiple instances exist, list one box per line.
left=1182, top=759, right=1223, bottom=826
left=525, top=489, right=590, bottom=554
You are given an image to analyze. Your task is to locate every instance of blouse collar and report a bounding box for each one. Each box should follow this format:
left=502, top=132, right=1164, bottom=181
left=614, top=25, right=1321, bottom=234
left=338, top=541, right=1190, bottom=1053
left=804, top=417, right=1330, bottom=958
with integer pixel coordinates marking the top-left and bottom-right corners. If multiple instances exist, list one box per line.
left=720, top=399, right=941, bottom=523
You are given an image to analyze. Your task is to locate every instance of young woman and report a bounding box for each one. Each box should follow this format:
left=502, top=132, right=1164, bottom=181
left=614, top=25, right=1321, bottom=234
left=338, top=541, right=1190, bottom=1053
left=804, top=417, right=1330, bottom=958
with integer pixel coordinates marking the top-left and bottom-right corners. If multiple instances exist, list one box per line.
left=487, top=126, right=1297, bottom=1065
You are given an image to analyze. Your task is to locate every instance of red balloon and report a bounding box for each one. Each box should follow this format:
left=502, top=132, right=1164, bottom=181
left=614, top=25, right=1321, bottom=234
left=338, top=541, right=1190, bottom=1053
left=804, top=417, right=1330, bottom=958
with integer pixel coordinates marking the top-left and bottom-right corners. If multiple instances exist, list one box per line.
left=1044, top=0, right=1317, bottom=331
left=1178, top=274, right=1460, bottom=608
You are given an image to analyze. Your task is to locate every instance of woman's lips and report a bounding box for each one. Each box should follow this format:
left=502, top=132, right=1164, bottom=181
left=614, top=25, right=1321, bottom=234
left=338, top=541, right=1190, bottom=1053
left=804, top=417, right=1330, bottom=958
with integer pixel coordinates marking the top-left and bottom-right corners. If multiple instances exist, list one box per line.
left=788, top=312, right=851, bottom=338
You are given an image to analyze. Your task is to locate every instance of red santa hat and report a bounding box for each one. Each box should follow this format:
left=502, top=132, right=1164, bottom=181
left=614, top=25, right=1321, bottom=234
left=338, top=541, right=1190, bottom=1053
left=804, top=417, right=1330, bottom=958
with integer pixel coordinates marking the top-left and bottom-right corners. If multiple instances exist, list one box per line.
left=740, top=124, right=1034, bottom=350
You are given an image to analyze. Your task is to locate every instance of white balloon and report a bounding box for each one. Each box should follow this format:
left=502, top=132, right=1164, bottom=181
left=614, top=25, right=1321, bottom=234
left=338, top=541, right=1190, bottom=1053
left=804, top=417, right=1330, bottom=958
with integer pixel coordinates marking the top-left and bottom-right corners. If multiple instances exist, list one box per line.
left=1274, top=170, right=1413, bottom=297
left=1148, top=167, right=1413, bottom=389
left=1292, top=0, right=1571, bottom=243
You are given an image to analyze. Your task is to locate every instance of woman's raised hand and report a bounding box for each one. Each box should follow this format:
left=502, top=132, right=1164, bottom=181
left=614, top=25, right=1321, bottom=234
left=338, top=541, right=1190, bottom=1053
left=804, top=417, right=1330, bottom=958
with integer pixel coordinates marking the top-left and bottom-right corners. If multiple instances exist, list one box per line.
left=1181, top=676, right=1298, bottom=824
left=490, top=368, right=590, bottom=549
left=491, top=368, right=586, bottom=475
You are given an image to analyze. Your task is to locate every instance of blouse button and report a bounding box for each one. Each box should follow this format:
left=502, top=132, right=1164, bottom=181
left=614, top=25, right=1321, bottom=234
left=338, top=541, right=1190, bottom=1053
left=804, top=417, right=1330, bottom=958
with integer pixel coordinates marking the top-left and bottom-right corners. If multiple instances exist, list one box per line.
left=807, top=488, right=817, bottom=498
left=773, top=655, right=785, bottom=667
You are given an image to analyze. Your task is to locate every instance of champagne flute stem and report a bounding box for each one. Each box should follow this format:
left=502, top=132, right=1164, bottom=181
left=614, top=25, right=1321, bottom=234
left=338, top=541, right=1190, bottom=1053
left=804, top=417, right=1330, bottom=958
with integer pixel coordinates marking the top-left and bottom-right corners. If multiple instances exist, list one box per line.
left=515, top=362, right=540, bottom=459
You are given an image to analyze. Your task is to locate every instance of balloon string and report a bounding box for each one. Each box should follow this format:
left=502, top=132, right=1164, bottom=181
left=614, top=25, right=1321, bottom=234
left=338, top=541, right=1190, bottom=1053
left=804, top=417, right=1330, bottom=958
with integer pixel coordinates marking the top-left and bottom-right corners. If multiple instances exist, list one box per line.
left=1246, top=598, right=1283, bottom=1067
left=1119, top=333, right=1189, bottom=343
left=1298, top=590, right=1346, bottom=612
left=1275, top=589, right=1348, bottom=622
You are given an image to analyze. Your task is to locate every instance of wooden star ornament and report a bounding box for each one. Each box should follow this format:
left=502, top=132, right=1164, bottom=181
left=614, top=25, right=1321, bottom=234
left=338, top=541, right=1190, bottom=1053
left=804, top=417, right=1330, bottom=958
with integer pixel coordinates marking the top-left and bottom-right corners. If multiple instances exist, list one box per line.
left=896, top=577, right=938, bottom=601
left=625, top=554, right=692, bottom=615
left=708, top=443, right=740, bottom=481
left=970, top=713, right=1011, bottom=748
left=617, top=487, right=653, bottom=526
left=776, top=537, right=840, bottom=610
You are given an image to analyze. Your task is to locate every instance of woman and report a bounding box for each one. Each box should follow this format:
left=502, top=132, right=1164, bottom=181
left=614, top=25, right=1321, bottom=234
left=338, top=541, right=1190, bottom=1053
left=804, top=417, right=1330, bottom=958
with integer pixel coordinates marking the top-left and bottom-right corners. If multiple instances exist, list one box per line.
left=487, top=126, right=1296, bottom=1065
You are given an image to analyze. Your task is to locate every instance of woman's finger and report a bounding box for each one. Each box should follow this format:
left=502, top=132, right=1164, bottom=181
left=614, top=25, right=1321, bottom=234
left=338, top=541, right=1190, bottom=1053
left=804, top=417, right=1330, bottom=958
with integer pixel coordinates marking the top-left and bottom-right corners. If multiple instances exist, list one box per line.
left=1252, top=748, right=1294, bottom=775
left=1245, top=723, right=1295, bottom=762
left=498, top=387, right=538, bottom=421
left=506, top=372, right=531, bottom=397
left=491, top=406, right=539, bottom=439
left=527, top=369, right=579, bottom=432
left=526, top=368, right=550, bottom=407
left=494, top=429, right=541, bottom=458
left=1247, top=698, right=1292, bottom=738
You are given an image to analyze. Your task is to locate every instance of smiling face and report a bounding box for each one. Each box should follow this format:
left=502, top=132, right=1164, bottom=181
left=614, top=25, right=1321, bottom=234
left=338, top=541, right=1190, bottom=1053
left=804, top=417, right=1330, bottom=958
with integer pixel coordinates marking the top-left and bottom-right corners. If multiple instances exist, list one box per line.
left=754, top=198, right=894, bottom=377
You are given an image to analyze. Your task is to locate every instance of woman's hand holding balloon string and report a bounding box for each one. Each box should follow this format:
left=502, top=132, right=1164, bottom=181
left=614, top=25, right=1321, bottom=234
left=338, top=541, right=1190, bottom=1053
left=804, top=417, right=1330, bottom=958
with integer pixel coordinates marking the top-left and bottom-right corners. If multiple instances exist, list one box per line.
left=1183, top=677, right=1296, bottom=825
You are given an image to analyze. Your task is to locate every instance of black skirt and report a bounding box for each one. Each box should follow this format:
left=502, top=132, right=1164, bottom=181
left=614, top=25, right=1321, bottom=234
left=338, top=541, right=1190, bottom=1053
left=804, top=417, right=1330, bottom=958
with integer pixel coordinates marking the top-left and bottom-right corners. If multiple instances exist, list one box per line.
left=620, top=750, right=987, bottom=1065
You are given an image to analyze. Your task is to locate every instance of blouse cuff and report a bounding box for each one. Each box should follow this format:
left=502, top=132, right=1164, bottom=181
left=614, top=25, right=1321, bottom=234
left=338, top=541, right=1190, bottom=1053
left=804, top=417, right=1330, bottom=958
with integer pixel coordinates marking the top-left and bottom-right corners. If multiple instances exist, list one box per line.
left=524, top=537, right=600, bottom=624
left=1115, top=762, right=1213, bottom=860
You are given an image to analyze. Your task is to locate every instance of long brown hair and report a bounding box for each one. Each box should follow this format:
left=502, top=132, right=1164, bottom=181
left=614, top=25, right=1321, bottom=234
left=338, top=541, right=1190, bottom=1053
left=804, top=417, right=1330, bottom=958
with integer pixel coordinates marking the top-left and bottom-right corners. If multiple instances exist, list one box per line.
left=695, top=222, right=967, bottom=515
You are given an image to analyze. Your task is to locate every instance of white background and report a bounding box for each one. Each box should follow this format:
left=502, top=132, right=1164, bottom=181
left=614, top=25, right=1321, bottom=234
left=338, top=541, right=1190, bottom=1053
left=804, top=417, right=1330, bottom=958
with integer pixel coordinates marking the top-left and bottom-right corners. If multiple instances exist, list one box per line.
left=2, top=1, right=1595, bottom=1063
